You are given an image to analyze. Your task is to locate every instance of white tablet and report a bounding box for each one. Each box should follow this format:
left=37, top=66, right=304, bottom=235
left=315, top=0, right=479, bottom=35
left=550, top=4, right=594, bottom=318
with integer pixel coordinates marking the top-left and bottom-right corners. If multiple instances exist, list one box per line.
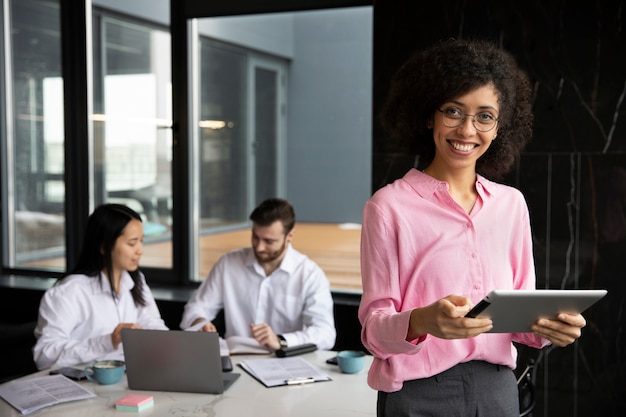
left=465, top=289, right=607, bottom=333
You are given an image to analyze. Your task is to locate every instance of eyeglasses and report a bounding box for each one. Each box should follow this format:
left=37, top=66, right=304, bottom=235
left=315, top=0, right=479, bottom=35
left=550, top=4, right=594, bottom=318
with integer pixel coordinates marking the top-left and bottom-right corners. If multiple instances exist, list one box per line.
left=437, top=107, right=498, bottom=132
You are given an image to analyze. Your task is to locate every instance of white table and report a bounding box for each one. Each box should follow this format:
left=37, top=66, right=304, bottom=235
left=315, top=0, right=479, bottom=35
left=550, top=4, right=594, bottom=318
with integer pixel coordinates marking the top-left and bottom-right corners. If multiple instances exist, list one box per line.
left=0, top=350, right=376, bottom=416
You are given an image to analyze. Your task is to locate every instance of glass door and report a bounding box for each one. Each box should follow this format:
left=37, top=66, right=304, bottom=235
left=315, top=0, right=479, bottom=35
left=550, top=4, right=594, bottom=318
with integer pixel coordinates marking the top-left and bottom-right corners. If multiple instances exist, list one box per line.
left=250, top=56, right=287, bottom=205
left=194, top=31, right=287, bottom=278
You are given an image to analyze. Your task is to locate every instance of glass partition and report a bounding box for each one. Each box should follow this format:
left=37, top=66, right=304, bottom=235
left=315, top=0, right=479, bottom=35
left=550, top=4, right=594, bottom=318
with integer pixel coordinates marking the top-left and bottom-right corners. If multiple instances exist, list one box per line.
left=1, top=0, right=371, bottom=291
left=192, top=8, right=371, bottom=282
left=4, top=0, right=65, bottom=269
left=94, top=14, right=173, bottom=268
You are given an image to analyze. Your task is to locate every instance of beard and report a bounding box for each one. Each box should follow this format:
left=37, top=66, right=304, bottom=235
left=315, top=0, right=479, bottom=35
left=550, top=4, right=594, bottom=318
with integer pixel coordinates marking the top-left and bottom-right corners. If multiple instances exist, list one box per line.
left=254, top=239, right=287, bottom=264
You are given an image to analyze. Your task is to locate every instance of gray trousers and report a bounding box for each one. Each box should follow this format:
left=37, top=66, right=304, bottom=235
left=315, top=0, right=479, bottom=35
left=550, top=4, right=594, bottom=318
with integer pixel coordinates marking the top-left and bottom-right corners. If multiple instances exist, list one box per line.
left=377, top=361, right=520, bottom=417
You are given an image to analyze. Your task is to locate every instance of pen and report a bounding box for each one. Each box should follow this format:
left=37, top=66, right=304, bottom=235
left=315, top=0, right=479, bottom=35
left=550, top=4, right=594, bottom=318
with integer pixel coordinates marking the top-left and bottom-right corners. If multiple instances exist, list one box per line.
left=285, top=377, right=315, bottom=385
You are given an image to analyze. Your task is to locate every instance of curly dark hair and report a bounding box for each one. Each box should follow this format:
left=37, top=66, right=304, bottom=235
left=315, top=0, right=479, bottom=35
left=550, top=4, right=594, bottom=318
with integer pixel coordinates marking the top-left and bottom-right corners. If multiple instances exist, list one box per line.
left=380, top=38, right=533, bottom=180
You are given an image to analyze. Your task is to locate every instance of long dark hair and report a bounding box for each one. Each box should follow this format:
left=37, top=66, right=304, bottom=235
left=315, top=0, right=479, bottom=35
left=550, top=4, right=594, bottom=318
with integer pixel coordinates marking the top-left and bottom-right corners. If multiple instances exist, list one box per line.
left=66, top=203, right=146, bottom=306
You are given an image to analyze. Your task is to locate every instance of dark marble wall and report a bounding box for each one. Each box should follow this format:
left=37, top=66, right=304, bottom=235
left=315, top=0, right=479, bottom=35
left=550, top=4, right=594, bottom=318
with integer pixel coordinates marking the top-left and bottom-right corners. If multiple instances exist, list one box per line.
left=373, top=1, right=626, bottom=416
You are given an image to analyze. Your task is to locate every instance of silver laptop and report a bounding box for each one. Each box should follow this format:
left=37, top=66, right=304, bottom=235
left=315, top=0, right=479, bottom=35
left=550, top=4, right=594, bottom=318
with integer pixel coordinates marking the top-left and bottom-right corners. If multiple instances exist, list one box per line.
left=122, top=329, right=240, bottom=394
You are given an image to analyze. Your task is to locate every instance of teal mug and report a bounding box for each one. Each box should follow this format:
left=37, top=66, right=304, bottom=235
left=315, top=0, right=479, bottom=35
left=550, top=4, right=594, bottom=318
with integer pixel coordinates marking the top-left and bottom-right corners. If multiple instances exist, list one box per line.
left=84, top=360, right=125, bottom=385
left=337, top=350, right=366, bottom=374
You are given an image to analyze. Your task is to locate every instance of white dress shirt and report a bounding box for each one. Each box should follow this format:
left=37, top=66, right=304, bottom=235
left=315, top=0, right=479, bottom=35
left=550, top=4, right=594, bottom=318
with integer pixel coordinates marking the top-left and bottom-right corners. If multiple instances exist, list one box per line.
left=33, top=271, right=168, bottom=370
left=180, top=245, right=336, bottom=350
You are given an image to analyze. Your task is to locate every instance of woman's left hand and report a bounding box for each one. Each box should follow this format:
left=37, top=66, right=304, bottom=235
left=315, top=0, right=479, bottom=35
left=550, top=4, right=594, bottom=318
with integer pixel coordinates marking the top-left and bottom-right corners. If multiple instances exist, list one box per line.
left=530, top=313, right=586, bottom=347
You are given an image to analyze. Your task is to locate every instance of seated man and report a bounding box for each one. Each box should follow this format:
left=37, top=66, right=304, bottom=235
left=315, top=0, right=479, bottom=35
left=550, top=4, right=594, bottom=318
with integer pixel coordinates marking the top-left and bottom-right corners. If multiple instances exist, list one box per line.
left=180, top=198, right=336, bottom=351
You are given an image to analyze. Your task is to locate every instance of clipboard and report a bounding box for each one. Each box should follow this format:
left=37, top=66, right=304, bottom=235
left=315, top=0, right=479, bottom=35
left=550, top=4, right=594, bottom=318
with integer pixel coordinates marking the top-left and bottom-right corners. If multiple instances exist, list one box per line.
left=465, top=289, right=607, bottom=333
left=238, top=356, right=331, bottom=387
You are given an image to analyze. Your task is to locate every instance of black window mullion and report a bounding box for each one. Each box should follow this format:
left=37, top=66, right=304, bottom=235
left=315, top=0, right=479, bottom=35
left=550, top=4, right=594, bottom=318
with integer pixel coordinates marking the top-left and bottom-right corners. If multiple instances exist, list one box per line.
left=60, top=0, right=91, bottom=269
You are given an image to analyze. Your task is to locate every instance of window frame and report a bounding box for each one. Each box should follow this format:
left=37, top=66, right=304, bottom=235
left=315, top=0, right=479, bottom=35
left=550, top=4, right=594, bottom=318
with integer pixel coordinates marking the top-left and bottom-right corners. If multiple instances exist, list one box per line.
left=0, top=0, right=372, bottom=288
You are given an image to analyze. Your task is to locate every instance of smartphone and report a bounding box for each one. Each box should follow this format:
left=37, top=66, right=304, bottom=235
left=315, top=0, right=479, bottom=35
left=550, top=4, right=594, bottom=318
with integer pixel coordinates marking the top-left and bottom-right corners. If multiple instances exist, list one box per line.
left=49, top=367, right=87, bottom=381
left=221, top=356, right=233, bottom=373
left=465, top=298, right=491, bottom=318
left=326, top=355, right=338, bottom=365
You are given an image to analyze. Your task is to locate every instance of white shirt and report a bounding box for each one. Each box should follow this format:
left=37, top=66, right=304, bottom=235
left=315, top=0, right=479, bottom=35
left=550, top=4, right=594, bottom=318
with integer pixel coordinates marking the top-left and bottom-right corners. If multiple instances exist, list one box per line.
left=33, top=271, right=168, bottom=370
left=180, top=245, right=336, bottom=350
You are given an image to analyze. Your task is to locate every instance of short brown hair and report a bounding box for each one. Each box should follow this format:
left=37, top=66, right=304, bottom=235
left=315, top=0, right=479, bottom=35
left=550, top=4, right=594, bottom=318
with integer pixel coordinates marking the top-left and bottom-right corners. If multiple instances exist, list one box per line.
left=249, top=198, right=296, bottom=234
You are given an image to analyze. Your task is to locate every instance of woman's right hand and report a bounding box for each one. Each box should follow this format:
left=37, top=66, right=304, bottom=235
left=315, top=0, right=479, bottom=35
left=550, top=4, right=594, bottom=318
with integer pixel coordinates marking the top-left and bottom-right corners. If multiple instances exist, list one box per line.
left=407, top=294, right=493, bottom=341
left=112, top=322, right=142, bottom=348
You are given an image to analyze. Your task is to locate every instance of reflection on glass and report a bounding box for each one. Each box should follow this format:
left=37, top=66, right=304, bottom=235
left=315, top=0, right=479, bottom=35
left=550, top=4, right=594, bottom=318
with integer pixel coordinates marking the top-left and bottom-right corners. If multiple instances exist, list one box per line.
left=198, top=41, right=247, bottom=226
left=96, top=15, right=173, bottom=268
left=197, top=44, right=283, bottom=228
left=194, top=18, right=290, bottom=282
left=6, top=2, right=174, bottom=271
left=3, top=2, right=371, bottom=290
left=193, top=7, right=372, bottom=281
left=254, top=66, right=279, bottom=202
left=9, top=0, right=66, bottom=269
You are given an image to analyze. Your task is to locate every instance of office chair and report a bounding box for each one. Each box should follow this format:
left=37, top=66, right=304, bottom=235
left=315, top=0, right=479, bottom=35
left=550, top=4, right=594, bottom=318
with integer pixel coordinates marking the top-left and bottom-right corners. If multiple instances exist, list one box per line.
left=517, top=358, right=536, bottom=417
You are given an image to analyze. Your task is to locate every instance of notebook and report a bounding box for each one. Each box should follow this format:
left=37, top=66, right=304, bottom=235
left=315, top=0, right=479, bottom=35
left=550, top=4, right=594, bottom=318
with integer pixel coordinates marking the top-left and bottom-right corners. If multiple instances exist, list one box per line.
left=121, top=329, right=240, bottom=394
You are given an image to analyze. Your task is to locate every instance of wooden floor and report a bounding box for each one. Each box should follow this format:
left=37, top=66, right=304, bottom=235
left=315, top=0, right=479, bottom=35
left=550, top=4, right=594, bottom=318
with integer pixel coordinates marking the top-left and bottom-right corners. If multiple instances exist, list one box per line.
left=26, top=223, right=363, bottom=292
left=195, top=223, right=363, bottom=291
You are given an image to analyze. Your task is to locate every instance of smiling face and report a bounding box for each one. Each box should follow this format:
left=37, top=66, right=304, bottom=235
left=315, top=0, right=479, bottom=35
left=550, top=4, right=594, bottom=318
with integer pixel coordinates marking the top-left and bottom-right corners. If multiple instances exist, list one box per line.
left=110, top=218, right=144, bottom=278
left=428, top=84, right=500, bottom=175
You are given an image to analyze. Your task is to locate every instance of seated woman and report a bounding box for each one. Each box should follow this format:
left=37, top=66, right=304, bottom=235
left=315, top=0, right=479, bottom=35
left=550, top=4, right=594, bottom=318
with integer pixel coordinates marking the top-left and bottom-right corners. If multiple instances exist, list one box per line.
left=33, top=203, right=168, bottom=370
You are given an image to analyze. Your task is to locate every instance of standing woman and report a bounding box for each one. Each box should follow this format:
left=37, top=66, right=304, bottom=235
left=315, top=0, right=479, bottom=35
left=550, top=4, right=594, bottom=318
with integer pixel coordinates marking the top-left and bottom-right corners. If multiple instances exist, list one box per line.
left=358, top=39, right=587, bottom=416
left=33, top=204, right=168, bottom=370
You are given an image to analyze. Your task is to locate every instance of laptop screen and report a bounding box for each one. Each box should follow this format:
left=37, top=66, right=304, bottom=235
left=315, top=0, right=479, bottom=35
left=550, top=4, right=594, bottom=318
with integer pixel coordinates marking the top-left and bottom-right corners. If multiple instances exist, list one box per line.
left=122, top=329, right=240, bottom=394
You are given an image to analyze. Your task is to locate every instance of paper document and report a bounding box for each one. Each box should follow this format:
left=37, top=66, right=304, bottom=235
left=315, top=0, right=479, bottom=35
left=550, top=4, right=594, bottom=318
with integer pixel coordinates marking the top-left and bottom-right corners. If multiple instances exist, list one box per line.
left=219, top=336, right=272, bottom=355
left=239, top=356, right=332, bottom=387
left=185, top=321, right=270, bottom=355
left=184, top=320, right=211, bottom=332
left=0, top=374, right=95, bottom=415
